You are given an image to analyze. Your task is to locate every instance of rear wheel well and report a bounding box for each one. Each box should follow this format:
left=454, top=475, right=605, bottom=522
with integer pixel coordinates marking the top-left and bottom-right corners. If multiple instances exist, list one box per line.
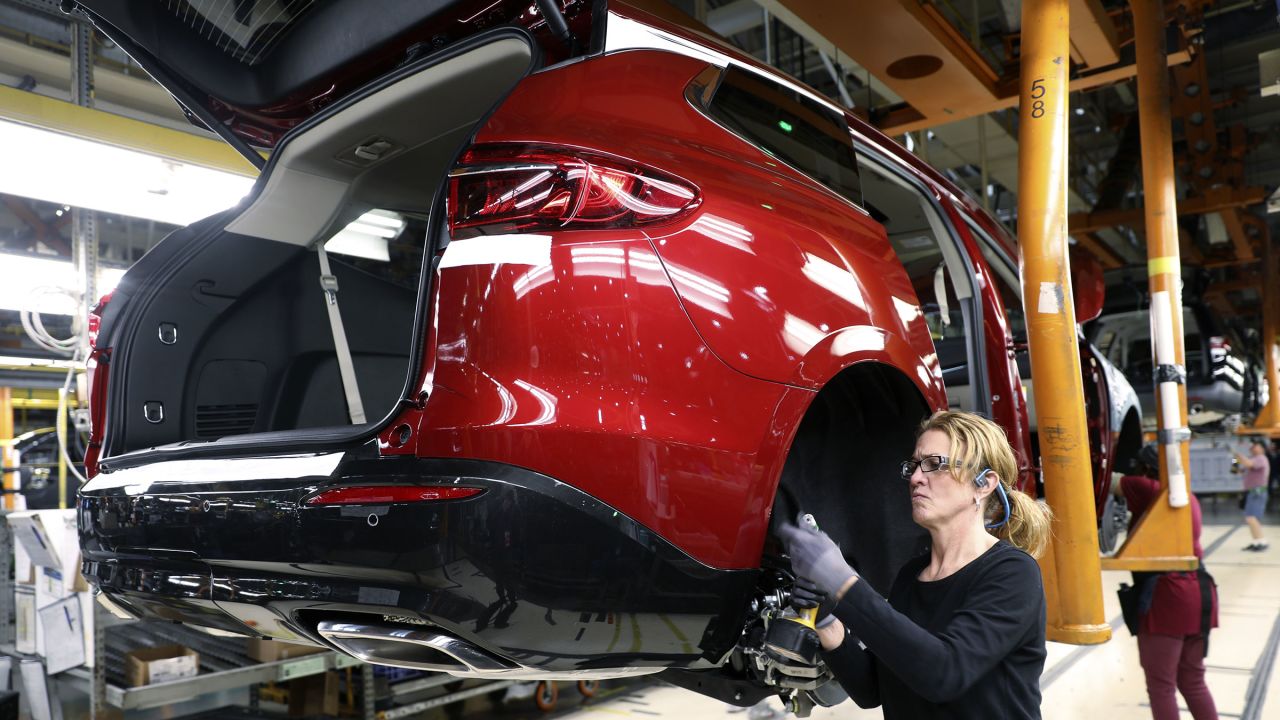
left=771, top=363, right=931, bottom=593
left=1114, top=410, right=1143, bottom=474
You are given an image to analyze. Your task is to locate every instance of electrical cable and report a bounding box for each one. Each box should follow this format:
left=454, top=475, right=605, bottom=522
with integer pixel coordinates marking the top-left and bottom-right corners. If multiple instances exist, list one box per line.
left=57, top=357, right=89, bottom=486
left=19, top=285, right=81, bottom=355
left=19, top=284, right=90, bottom=486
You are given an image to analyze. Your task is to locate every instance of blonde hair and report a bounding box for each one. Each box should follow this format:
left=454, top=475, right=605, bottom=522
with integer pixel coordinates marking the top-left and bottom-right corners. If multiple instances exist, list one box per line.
left=918, top=410, right=1054, bottom=558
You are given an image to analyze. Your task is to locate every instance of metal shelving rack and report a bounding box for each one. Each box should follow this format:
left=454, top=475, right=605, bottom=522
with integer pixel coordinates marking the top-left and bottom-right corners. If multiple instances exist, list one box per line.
left=0, top=513, right=381, bottom=718
left=78, top=619, right=371, bottom=713
left=0, top=517, right=520, bottom=719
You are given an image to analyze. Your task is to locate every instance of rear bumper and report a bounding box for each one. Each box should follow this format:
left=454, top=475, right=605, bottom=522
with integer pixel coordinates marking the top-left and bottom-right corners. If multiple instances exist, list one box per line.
left=80, top=452, right=756, bottom=673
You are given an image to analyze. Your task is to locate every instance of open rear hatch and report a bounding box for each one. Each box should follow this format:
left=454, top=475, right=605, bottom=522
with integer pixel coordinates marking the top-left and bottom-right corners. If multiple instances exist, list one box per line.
left=77, top=1, right=603, bottom=470
left=71, top=0, right=603, bottom=163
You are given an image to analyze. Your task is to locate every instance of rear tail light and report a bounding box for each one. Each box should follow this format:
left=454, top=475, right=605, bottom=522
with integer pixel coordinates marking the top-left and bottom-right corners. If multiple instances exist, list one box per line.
left=448, top=144, right=700, bottom=239
left=306, top=485, right=485, bottom=506
left=87, top=290, right=113, bottom=351
left=84, top=291, right=114, bottom=478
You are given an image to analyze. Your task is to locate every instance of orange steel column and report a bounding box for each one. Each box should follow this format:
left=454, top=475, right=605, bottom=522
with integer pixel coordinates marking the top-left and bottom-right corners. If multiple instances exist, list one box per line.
left=1, top=387, right=12, bottom=511
left=1017, top=0, right=1110, bottom=644
left=1248, top=223, right=1280, bottom=434
left=1101, top=0, right=1196, bottom=571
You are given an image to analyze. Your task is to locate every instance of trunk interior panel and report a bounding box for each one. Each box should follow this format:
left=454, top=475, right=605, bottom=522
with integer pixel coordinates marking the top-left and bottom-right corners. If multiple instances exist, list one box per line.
left=102, top=33, right=538, bottom=458
left=117, top=234, right=420, bottom=451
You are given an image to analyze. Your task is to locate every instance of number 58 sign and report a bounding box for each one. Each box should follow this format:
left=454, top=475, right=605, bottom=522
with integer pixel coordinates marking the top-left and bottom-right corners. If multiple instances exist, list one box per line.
left=1030, top=78, right=1046, bottom=119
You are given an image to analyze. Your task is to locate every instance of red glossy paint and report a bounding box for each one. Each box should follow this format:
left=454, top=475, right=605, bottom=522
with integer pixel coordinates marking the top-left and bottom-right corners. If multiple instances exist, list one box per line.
left=379, top=10, right=1122, bottom=570
left=405, top=50, right=957, bottom=569
left=414, top=232, right=805, bottom=568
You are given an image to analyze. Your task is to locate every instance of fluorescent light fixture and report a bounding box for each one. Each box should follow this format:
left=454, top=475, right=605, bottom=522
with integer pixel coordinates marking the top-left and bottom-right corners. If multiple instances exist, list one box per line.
left=326, top=210, right=405, bottom=261
left=0, top=119, right=255, bottom=226
left=0, top=253, right=126, bottom=313
left=355, top=211, right=406, bottom=230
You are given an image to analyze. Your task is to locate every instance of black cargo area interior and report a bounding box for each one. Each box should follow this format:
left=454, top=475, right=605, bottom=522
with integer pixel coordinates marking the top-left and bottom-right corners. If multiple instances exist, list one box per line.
left=98, top=33, right=537, bottom=457
left=116, top=228, right=424, bottom=452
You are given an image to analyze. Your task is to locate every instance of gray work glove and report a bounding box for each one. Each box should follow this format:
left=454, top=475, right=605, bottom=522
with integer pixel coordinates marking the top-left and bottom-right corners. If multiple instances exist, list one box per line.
left=777, top=513, right=858, bottom=599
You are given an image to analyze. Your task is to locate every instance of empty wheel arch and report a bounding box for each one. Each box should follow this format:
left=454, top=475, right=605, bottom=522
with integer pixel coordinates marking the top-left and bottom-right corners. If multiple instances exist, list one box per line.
left=1113, top=410, right=1143, bottom=475
left=1099, top=410, right=1142, bottom=554
left=770, top=362, right=932, bottom=594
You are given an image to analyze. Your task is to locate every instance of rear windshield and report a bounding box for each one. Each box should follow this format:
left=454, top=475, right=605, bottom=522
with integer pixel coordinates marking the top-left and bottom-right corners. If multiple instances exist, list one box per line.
left=701, top=65, right=862, bottom=206
left=161, top=0, right=319, bottom=66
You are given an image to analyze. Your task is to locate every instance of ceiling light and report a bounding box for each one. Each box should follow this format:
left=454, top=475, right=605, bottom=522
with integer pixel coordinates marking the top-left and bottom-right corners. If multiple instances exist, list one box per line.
left=325, top=211, right=406, bottom=262
left=0, top=253, right=125, bottom=313
left=0, top=119, right=255, bottom=226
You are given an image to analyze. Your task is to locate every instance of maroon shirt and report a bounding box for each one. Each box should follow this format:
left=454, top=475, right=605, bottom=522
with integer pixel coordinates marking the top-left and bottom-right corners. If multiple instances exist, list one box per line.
left=1121, top=475, right=1218, bottom=636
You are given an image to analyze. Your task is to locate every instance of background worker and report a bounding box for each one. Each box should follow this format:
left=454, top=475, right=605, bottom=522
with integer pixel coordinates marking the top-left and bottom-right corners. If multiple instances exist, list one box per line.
left=779, top=410, right=1052, bottom=720
left=1112, top=444, right=1219, bottom=720
left=1234, top=440, right=1270, bottom=551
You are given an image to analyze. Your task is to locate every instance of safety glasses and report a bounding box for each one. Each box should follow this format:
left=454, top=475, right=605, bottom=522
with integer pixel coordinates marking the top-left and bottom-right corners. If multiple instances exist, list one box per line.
left=900, top=454, right=953, bottom=480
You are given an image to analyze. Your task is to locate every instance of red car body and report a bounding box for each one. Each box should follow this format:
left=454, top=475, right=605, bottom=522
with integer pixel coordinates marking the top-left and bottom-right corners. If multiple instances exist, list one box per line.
left=76, top=0, right=1135, bottom=706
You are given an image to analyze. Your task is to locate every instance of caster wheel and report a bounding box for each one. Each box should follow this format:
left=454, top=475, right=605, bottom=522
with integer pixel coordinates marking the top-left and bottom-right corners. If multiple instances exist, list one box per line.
left=577, top=680, right=599, bottom=698
left=535, top=680, right=559, bottom=712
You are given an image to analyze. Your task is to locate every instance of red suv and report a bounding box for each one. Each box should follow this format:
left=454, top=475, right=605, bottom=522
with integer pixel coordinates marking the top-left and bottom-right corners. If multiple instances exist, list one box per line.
left=76, top=0, right=1137, bottom=708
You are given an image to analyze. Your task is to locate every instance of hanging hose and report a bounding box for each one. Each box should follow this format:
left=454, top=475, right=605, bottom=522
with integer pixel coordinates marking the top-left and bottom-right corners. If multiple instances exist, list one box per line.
left=19, top=286, right=81, bottom=356
left=57, top=358, right=88, bottom=488
left=19, top=285, right=90, bottom=490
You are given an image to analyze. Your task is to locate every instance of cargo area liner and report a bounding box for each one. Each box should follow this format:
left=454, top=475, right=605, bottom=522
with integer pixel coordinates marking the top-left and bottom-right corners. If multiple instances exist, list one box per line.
left=96, top=31, right=539, bottom=467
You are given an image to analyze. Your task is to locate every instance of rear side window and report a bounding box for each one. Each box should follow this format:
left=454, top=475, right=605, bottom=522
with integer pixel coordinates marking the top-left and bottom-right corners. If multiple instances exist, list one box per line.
left=702, top=65, right=862, bottom=205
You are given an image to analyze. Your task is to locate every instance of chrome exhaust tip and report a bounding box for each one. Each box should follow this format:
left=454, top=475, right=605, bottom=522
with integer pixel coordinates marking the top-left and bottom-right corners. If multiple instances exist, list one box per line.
left=317, top=621, right=518, bottom=675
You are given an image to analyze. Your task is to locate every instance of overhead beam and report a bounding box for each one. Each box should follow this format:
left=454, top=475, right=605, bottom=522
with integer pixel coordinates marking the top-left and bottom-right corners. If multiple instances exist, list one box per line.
left=1220, top=208, right=1256, bottom=262
left=1069, top=0, right=1121, bottom=68
left=877, top=47, right=1192, bottom=135
left=1178, top=228, right=1203, bottom=266
left=0, top=84, right=257, bottom=176
left=1071, top=232, right=1126, bottom=268
left=1067, top=186, right=1268, bottom=234
left=1205, top=275, right=1264, bottom=295
left=757, top=0, right=999, bottom=122
left=0, top=35, right=188, bottom=126
left=1203, top=292, right=1239, bottom=322
left=1, top=194, right=69, bottom=255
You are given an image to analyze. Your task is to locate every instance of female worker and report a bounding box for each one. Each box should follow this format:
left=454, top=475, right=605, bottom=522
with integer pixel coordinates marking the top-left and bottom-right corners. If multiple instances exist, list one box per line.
left=1112, top=443, right=1218, bottom=720
left=778, top=410, right=1053, bottom=719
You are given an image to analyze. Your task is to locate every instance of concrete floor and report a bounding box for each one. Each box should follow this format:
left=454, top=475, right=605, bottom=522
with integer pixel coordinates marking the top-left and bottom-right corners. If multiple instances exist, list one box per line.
left=521, top=506, right=1280, bottom=720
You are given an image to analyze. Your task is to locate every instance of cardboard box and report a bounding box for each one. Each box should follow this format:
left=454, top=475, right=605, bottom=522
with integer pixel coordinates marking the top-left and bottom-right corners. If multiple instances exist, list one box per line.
left=246, top=638, right=328, bottom=663
left=125, top=646, right=200, bottom=687
left=288, top=671, right=339, bottom=718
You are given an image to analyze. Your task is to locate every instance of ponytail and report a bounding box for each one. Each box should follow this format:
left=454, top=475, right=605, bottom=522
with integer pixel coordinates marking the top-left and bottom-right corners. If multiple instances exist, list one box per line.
left=991, top=486, right=1053, bottom=559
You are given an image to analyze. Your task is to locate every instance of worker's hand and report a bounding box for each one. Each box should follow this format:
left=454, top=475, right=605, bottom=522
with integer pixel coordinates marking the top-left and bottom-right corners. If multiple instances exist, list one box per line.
left=777, top=513, right=857, bottom=600
left=791, top=576, right=837, bottom=629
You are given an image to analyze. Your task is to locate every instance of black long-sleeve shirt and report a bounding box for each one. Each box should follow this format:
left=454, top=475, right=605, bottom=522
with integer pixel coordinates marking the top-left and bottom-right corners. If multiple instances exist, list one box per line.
left=823, top=540, right=1046, bottom=719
